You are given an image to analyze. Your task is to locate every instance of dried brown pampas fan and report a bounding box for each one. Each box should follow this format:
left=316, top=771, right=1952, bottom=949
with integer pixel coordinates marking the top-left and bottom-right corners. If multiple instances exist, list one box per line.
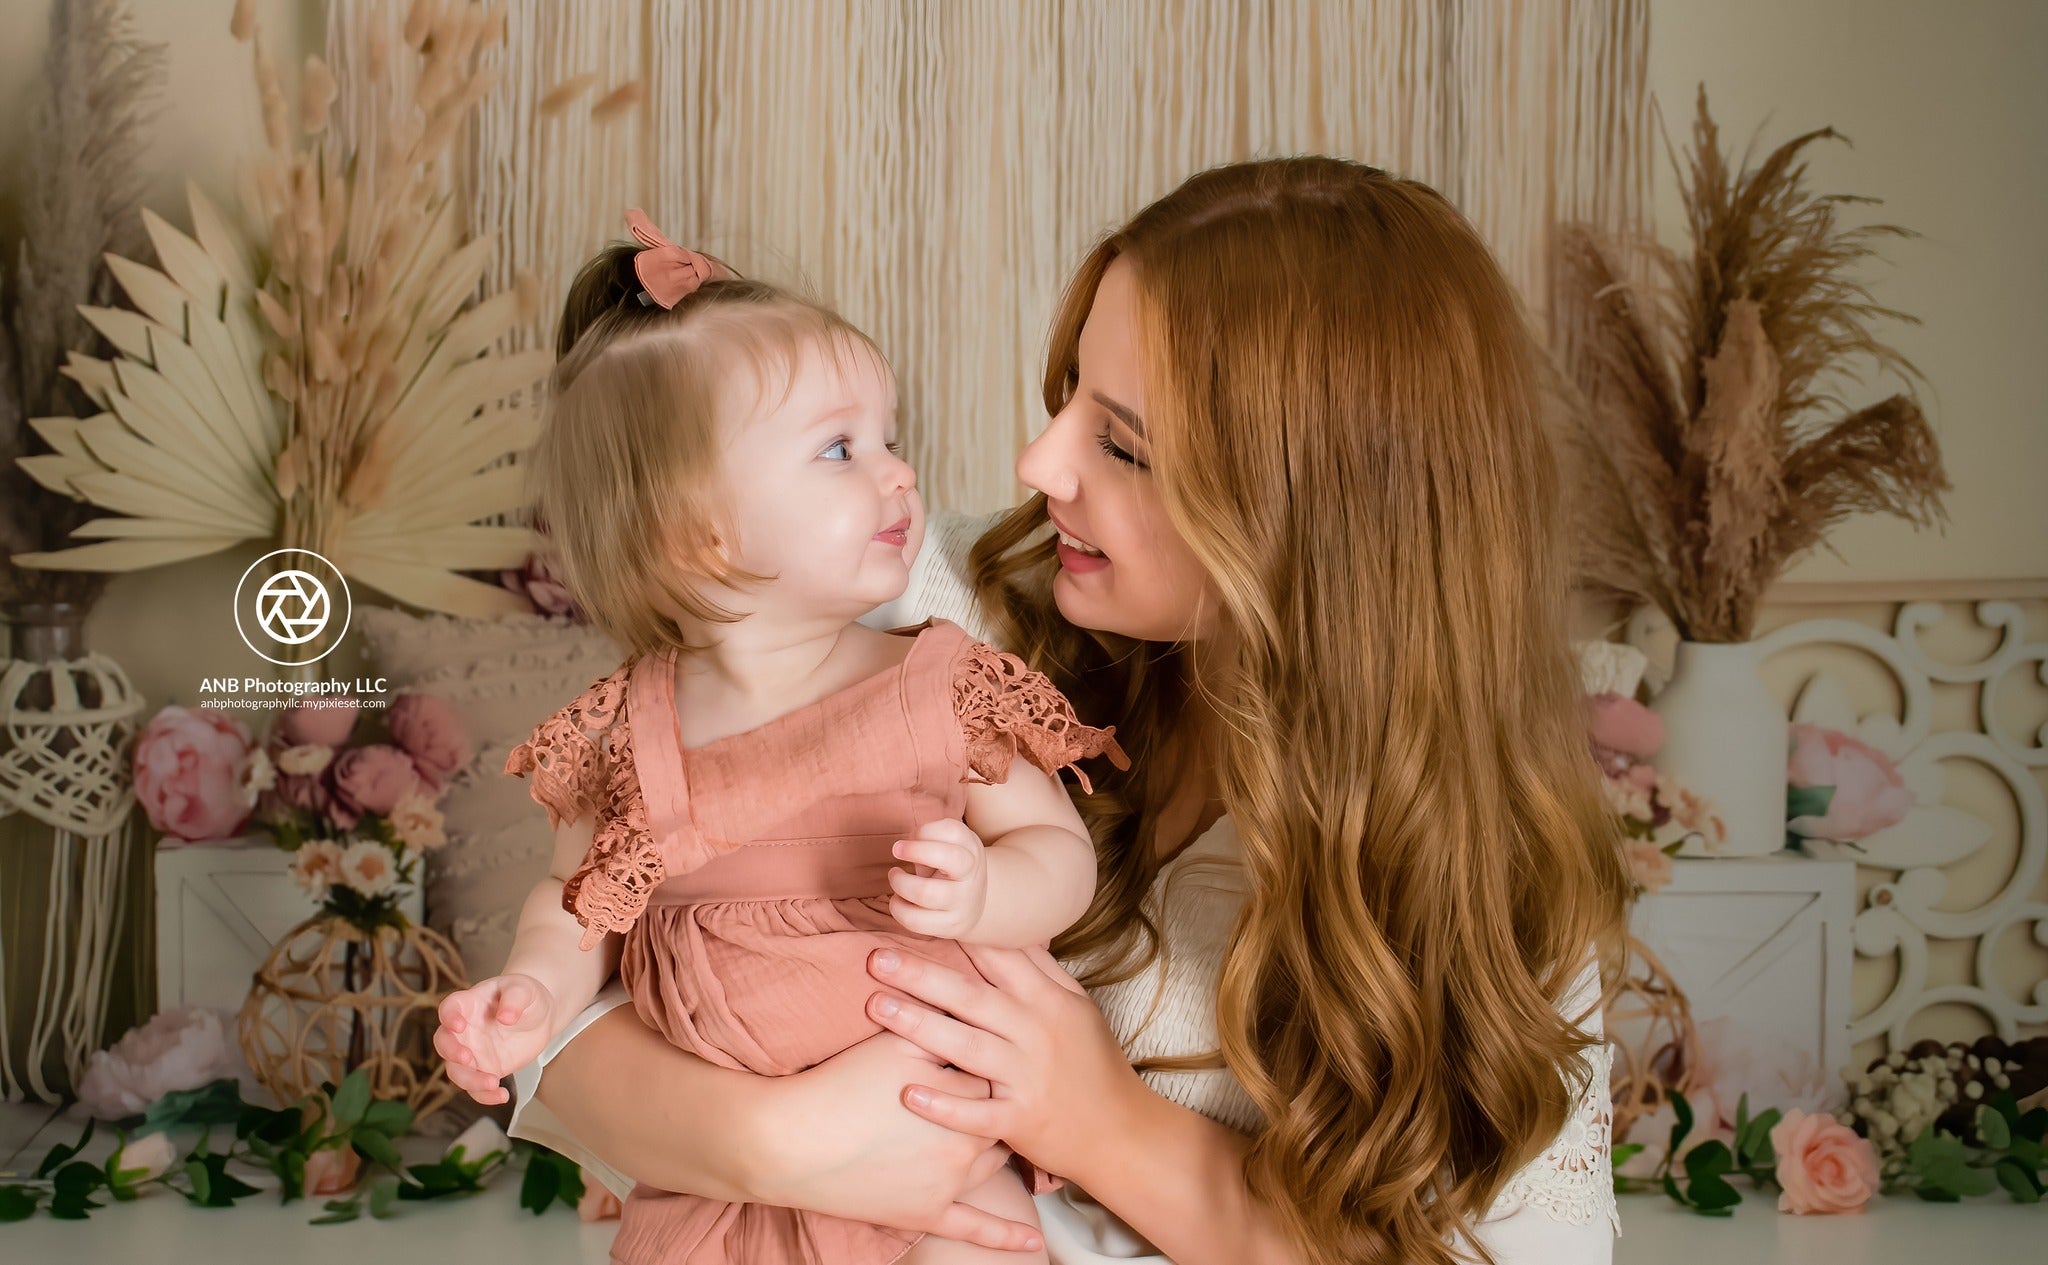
left=1556, top=87, right=1950, bottom=643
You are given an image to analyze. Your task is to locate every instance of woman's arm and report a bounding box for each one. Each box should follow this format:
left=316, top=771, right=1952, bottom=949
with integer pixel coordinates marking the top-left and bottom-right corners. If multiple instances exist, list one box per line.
left=531, top=1003, right=1050, bottom=1251
left=866, top=944, right=1308, bottom=1265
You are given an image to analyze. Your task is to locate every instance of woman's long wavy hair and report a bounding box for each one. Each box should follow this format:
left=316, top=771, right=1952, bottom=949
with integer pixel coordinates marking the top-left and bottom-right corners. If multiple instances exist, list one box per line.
left=972, top=157, right=1630, bottom=1264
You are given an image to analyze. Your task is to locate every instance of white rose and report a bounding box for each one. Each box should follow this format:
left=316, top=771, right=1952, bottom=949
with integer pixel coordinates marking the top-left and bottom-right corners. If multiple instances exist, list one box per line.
left=275, top=744, right=334, bottom=777
left=240, top=747, right=277, bottom=806
left=108, top=1131, right=180, bottom=1182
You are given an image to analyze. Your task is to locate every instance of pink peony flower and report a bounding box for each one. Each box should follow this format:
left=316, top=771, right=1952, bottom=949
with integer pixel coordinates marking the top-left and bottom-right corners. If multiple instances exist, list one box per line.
left=578, top=1175, right=623, bottom=1221
left=1787, top=725, right=1917, bottom=842
left=1771, top=1109, right=1881, bottom=1215
left=331, top=744, right=422, bottom=817
left=388, top=694, right=470, bottom=790
left=303, top=1144, right=361, bottom=1196
left=1586, top=693, right=1665, bottom=761
left=133, top=707, right=253, bottom=842
left=278, top=698, right=359, bottom=748
left=75, top=1007, right=233, bottom=1120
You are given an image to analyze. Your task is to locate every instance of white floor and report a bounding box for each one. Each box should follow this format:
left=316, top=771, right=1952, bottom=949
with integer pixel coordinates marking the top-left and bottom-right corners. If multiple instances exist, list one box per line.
left=2, top=1100, right=2037, bottom=1262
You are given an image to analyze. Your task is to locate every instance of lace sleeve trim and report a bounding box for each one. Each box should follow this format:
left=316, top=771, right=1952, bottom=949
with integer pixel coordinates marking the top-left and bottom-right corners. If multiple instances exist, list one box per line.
left=1488, top=1042, right=1620, bottom=1235
left=503, top=669, right=628, bottom=829
left=952, top=641, right=1130, bottom=793
left=503, top=666, right=665, bottom=950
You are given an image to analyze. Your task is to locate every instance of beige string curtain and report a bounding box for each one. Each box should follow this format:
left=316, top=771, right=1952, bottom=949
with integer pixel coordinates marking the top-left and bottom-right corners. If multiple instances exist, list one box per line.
left=329, top=0, right=1650, bottom=513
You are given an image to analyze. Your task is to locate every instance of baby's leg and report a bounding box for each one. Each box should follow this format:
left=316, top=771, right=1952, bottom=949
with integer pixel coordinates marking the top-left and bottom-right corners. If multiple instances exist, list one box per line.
left=897, top=1163, right=1048, bottom=1265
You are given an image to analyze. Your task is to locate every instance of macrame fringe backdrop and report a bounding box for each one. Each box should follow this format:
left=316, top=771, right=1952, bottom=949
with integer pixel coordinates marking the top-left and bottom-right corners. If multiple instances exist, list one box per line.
left=328, top=0, right=1650, bottom=514
left=0, top=655, right=144, bottom=1103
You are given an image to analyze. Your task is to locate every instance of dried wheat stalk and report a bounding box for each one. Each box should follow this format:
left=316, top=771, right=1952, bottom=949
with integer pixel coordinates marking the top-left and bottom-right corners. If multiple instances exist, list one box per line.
left=18, top=0, right=551, bottom=618
left=1556, top=87, right=1949, bottom=642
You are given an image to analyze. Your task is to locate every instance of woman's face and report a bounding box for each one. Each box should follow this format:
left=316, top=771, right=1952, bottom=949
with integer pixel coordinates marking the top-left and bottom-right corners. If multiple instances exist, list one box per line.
left=1015, top=258, right=1219, bottom=643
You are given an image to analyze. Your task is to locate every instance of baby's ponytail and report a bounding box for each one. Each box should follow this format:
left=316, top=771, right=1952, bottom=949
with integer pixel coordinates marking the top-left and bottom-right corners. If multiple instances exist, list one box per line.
left=554, top=244, right=647, bottom=358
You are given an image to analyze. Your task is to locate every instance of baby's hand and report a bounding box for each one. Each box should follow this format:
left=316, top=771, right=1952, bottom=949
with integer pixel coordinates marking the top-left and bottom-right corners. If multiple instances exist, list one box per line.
left=886, top=818, right=989, bottom=941
left=432, top=973, right=557, bottom=1106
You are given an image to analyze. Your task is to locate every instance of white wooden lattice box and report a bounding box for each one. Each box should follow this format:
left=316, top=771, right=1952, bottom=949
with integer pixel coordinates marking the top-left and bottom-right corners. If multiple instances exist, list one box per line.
left=153, top=838, right=424, bottom=1016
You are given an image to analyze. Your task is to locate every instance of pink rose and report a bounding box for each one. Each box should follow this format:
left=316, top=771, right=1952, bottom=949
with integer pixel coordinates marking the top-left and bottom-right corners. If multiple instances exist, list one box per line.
left=303, top=1144, right=361, bottom=1196
left=133, top=707, right=253, bottom=842
left=1771, top=1108, right=1881, bottom=1214
left=331, top=744, right=422, bottom=817
left=388, top=694, right=470, bottom=790
left=1787, top=724, right=1916, bottom=842
left=265, top=770, right=358, bottom=832
left=76, top=1007, right=233, bottom=1120
left=278, top=698, right=359, bottom=747
left=1586, top=693, right=1665, bottom=761
left=578, top=1174, right=623, bottom=1221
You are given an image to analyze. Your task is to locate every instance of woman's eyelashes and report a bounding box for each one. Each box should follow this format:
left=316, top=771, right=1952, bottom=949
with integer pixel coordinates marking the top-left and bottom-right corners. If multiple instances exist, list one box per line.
left=1096, top=428, right=1145, bottom=469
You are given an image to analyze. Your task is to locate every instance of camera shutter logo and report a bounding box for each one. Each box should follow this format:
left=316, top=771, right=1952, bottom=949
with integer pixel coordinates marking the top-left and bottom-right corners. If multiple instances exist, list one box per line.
left=234, top=549, right=353, bottom=666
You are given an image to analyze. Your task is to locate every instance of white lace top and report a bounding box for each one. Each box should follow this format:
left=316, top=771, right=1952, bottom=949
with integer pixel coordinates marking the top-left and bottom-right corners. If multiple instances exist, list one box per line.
left=509, top=510, right=1618, bottom=1263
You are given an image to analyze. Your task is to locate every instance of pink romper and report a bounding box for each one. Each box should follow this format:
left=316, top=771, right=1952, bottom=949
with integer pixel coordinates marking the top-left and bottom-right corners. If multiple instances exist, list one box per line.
left=505, top=619, right=1126, bottom=1265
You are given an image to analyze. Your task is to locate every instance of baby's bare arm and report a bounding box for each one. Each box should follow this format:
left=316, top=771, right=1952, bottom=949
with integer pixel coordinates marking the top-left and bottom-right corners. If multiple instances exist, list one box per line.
left=958, top=764, right=1097, bottom=948
left=500, top=815, right=620, bottom=1036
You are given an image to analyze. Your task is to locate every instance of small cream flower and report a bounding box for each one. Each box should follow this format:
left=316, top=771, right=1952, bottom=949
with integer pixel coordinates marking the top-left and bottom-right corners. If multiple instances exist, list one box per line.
left=389, top=791, right=447, bottom=852
left=339, top=839, right=398, bottom=896
left=241, top=747, right=277, bottom=806
left=275, top=744, right=334, bottom=777
left=289, top=839, right=347, bottom=897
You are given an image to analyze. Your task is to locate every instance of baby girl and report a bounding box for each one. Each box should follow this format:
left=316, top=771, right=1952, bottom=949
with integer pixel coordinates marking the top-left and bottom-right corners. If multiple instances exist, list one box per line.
left=431, top=211, right=1124, bottom=1265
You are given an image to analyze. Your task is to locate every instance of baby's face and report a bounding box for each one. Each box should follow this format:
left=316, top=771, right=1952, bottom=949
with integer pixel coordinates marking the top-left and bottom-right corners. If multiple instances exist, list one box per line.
left=715, top=335, right=923, bottom=623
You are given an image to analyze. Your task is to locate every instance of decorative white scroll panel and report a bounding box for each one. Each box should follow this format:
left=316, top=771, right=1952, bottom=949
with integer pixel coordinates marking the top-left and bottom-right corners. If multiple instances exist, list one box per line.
left=1754, top=599, right=2048, bottom=1062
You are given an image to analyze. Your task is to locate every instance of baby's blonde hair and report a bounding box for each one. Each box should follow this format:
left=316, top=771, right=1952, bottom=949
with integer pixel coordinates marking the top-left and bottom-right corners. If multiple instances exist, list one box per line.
left=533, top=244, right=885, bottom=656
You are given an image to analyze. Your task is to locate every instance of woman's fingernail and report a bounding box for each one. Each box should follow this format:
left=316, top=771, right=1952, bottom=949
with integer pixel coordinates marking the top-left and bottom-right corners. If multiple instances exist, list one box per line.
left=875, top=995, right=900, bottom=1019
left=892, top=841, right=908, bottom=858
left=874, top=949, right=900, bottom=972
left=1026, top=1237, right=1043, bottom=1252
left=906, top=1086, right=933, bottom=1109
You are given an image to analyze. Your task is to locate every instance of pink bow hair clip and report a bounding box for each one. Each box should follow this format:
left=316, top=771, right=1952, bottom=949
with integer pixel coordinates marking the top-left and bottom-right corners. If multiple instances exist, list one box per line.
left=624, top=207, right=732, bottom=309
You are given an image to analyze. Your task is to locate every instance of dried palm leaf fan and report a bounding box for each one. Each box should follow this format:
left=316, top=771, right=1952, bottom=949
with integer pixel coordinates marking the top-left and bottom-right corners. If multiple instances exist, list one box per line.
left=16, top=0, right=548, bottom=618
left=1555, top=88, right=1949, bottom=643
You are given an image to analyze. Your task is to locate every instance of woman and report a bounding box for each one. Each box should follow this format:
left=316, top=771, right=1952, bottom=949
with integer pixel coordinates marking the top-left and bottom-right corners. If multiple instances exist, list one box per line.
left=498, top=157, right=1630, bottom=1264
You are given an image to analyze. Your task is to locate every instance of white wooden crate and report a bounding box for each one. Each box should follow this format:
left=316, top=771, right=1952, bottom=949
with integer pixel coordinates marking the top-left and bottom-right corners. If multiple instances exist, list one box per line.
left=153, top=838, right=424, bottom=1016
left=1629, top=855, right=1858, bottom=1092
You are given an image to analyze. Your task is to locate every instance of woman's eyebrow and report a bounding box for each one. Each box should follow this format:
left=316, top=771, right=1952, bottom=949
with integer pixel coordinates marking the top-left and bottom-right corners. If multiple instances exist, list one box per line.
left=1092, top=390, right=1146, bottom=438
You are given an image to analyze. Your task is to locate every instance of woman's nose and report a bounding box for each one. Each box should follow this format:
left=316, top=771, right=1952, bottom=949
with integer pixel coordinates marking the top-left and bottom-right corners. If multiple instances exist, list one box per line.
left=1016, top=411, right=1080, bottom=502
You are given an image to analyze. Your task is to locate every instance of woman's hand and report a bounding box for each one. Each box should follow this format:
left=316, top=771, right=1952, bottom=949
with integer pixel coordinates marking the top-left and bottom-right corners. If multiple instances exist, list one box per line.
left=864, top=943, right=1145, bottom=1181
left=756, top=1030, right=1048, bottom=1252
